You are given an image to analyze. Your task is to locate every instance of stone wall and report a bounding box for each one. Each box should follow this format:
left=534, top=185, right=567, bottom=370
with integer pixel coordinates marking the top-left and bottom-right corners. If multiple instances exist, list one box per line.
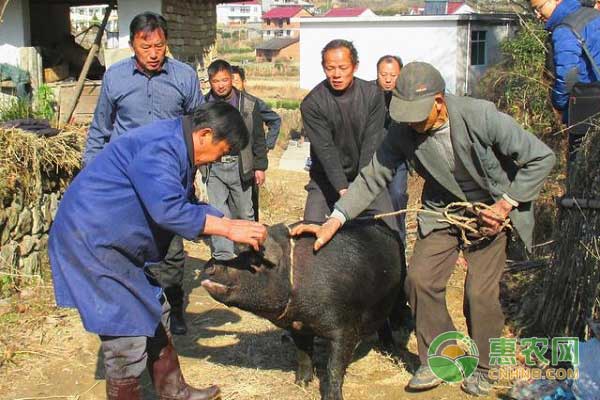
left=162, top=0, right=218, bottom=67
left=0, top=189, right=60, bottom=279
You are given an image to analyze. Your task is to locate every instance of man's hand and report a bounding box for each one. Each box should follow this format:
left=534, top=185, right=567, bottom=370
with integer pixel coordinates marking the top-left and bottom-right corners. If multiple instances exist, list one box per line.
left=204, top=215, right=267, bottom=251
left=478, top=199, right=513, bottom=236
left=255, top=170, right=266, bottom=186
left=226, top=218, right=267, bottom=251
left=290, top=218, right=342, bottom=251
left=338, top=189, right=348, bottom=197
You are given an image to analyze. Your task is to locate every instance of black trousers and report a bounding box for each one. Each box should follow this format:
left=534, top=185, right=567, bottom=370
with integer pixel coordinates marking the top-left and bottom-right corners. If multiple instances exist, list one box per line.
left=406, top=228, right=506, bottom=370
left=303, top=178, right=399, bottom=232
left=147, top=236, right=185, bottom=308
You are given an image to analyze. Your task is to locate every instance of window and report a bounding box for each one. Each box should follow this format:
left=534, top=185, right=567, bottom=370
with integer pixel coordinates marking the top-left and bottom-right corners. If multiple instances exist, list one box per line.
left=471, top=30, right=487, bottom=66
left=240, top=6, right=250, bottom=13
left=286, top=30, right=291, bottom=36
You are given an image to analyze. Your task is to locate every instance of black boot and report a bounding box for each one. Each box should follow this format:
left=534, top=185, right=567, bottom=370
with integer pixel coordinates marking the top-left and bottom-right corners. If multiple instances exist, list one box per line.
left=150, top=337, right=221, bottom=400
left=106, top=377, right=142, bottom=400
left=165, top=286, right=187, bottom=335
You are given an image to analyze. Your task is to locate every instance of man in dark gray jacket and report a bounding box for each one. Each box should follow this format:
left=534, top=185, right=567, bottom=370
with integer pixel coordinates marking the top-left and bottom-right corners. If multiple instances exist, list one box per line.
left=293, top=62, right=555, bottom=397
left=300, top=39, right=398, bottom=231
left=202, top=59, right=268, bottom=261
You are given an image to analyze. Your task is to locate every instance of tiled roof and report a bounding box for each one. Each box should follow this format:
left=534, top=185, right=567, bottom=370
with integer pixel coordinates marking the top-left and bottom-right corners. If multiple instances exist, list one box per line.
left=263, top=6, right=304, bottom=19
left=323, top=7, right=368, bottom=17
left=447, top=1, right=465, bottom=14
left=255, top=37, right=299, bottom=50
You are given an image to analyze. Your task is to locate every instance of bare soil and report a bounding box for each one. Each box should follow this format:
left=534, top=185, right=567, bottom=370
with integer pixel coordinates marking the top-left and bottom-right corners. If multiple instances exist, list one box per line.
left=0, top=155, right=508, bottom=400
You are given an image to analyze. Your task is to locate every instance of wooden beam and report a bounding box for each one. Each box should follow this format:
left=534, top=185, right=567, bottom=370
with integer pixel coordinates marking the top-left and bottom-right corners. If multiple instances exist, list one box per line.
left=558, top=196, right=600, bottom=210
left=59, top=0, right=115, bottom=127
left=0, top=0, right=10, bottom=25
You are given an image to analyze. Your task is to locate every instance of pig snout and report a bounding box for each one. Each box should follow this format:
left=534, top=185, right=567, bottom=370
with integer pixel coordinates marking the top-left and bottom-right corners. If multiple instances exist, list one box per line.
left=201, top=279, right=230, bottom=297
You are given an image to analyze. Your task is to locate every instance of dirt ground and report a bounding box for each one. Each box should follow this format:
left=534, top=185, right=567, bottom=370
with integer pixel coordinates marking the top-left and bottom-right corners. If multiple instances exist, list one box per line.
left=0, top=154, right=510, bottom=400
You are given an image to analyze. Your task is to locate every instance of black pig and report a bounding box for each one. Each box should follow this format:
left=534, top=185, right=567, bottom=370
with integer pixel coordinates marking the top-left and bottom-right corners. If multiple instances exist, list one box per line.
left=201, top=221, right=405, bottom=400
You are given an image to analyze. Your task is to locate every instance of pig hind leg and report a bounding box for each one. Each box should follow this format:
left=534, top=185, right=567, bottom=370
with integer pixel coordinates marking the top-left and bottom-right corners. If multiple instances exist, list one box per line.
left=291, top=332, right=314, bottom=386
left=324, top=329, right=359, bottom=400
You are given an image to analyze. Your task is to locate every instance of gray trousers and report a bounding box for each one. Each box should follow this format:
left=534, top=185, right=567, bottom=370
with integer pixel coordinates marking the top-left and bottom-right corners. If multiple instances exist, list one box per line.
left=100, top=299, right=171, bottom=379
left=206, top=160, right=254, bottom=261
left=406, top=228, right=506, bottom=370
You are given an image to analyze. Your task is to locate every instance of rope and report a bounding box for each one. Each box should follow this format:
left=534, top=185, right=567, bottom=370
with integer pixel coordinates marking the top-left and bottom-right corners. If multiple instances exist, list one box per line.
left=373, top=201, right=513, bottom=247
left=276, top=226, right=296, bottom=321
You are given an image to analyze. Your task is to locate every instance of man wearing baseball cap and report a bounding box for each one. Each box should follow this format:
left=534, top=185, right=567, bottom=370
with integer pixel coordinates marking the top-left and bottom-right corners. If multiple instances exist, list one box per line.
left=292, top=62, right=555, bottom=396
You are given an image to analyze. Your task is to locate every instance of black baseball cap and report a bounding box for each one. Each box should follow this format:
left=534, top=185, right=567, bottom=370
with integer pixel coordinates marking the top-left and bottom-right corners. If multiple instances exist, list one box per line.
left=389, top=62, right=446, bottom=123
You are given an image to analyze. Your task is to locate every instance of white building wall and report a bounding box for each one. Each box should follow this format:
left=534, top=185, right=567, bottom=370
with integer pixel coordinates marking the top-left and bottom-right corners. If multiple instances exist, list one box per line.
left=0, top=0, right=31, bottom=47
left=118, top=0, right=163, bottom=48
left=299, top=17, right=459, bottom=92
left=217, top=3, right=262, bottom=24
left=467, top=20, right=515, bottom=95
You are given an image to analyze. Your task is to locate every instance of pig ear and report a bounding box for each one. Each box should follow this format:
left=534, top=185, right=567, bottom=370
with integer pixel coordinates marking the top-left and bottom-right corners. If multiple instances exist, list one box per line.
left=261, top=235, right=283, bottom=268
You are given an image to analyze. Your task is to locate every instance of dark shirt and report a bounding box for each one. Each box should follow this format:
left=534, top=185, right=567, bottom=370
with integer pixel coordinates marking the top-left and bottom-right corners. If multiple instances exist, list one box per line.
left=301, top=78, right=386, bottom=192
left=208, top=89, right=238, bottom=108
left=84, top=57, right=203, bottom=165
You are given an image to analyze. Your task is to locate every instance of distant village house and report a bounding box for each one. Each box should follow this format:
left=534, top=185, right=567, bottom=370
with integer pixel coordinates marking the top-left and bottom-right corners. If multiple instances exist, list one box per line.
left=255, top=37, right=299, bottom=62
left=262, top=6, right=311, bottom=39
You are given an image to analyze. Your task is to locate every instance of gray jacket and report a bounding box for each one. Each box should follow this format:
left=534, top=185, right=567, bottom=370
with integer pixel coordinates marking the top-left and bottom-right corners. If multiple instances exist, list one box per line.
left=201, top=89, right=268, bottom=183
left=334, top=94, right=556, bottom=250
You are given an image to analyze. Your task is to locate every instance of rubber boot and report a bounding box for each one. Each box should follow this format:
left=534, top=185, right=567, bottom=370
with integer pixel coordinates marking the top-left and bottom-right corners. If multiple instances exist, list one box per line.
left=165, top=286, right=187, bottom=335
left=106, top=377, right=142, bottom=400
left=150, top=338, right=221, bottom=400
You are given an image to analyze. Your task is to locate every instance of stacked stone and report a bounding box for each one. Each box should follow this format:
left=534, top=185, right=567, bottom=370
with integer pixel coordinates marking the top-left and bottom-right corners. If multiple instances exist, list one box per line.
left=0, top=190, right=60, bottom=279
left=162, top=0, right=218, bottom=66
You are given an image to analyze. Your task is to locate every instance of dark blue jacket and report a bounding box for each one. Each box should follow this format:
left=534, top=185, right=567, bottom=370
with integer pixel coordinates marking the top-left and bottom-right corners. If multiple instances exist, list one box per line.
left=49, top=117, right=223, bottom=336
left=547, top=0, right=600, bottom=120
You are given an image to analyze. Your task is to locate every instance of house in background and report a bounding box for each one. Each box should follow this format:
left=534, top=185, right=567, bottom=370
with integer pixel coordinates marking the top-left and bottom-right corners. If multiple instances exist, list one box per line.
left=322, top=7, right=375, bottom=18
left=262, top=6, right=311, bottom=39
left=0, top=0, right=231, bottom=122
left=255, top=37, right=299, bottom=62
left=298, top=12, right=518, bottom=95
left=425, top=0, right=473, bottom=15
left=70, top=5, right=119, bottom=48
left=216, top=1, right=262, bottom=25
left=262, top=0, right=315, bottom=13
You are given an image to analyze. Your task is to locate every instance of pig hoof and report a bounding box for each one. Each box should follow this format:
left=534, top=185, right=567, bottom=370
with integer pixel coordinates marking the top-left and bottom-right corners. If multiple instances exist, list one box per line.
left=294, top=377, right=312, bottom=387
left=294, top=369, right=313, bottom=386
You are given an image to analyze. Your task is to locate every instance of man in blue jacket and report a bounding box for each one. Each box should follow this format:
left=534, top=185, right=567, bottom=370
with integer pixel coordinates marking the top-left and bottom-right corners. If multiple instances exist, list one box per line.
left=50, top=102, right=267, bottom=399
left=82, top=12, right=204, bottom=335
left=532, top=0, right=600, bottom=160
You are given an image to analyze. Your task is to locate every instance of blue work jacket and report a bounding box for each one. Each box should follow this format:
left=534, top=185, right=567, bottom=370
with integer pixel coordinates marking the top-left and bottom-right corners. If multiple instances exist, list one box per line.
left=49, top=117, right=223, bottom=336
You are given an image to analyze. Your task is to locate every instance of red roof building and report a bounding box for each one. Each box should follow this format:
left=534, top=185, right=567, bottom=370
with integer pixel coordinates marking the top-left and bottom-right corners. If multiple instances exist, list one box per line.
left=262, top=6, right=311, bottom=39
left=447, top=1, right=465, bottom=14
left=323, top=7, right=373, bottom=17
left=263, top=6, right=304, bottom=19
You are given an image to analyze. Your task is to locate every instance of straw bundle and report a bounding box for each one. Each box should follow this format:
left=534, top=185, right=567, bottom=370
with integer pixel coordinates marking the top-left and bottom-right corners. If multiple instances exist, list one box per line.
left=534, top=124, right=600, bottom=338
left=0, top=126, right=85, bottom=205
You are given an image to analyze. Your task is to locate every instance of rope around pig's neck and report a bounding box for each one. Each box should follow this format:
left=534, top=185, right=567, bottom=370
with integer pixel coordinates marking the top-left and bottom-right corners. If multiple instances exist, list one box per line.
left=276, top=227, right=296, bottom=321
left=373, top=201, right=513, bottom=247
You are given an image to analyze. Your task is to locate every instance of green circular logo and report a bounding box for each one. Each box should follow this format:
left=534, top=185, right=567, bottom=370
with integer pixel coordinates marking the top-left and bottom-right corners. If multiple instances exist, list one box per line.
left=427, top=331, right=479, bottom=383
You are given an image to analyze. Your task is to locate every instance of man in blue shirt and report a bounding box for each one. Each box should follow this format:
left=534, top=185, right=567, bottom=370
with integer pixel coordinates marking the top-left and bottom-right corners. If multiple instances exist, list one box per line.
left=83, top=12, right=203, bottom=335
left=50, top=102, right=266, bottom=400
